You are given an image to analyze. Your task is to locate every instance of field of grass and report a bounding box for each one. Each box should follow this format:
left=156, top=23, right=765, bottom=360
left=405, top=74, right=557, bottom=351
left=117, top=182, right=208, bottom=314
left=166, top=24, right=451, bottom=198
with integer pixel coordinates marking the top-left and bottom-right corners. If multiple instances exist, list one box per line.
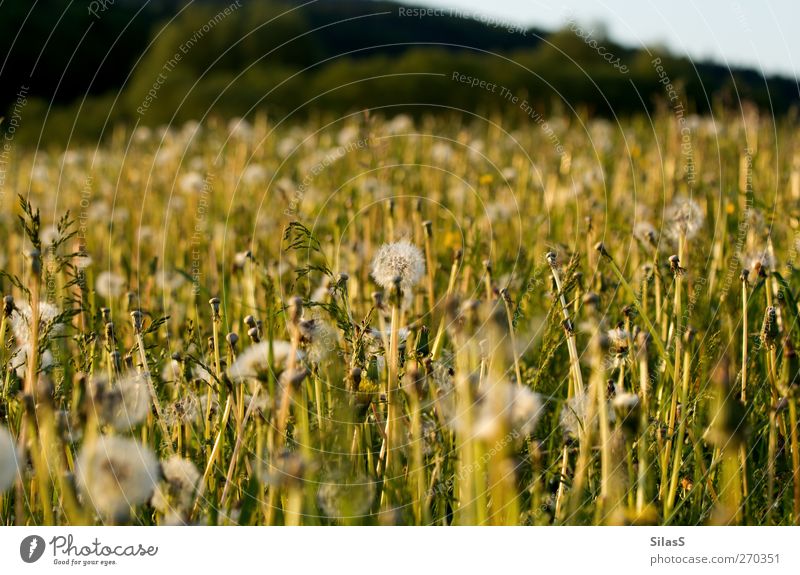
left=1, top=109, right=799, bottom=526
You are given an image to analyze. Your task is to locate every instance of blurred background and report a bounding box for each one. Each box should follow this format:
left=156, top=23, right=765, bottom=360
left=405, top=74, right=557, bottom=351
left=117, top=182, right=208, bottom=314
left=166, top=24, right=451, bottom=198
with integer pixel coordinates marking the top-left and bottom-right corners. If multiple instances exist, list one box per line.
left=1, top=0, right=798, bottom=144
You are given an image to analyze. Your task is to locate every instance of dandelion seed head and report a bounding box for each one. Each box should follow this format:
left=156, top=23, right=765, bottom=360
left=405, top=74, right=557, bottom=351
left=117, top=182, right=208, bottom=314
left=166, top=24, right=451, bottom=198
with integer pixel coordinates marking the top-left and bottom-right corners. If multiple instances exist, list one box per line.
left=665, top=197, right=704, bottom=240
left=89, top=371, right=151, bottom=431
left=743, top=246, right=776, bottom=274
left=75, top=436, right=159, bottom=519
left=634, top=221, right=658, bottom=246
left=227, top=340, right=300, bottom=381
left=164, top=393, right=203, bottom=426
left=74, top=252, right=93, bottom=269
left=299, top=318, right=338, bottom=364
left=370, top=241, right=425, bottom=299
left=612, top=392, right=640, bottom=413
left=560, top=394, right=616, bottom=439
left=151, top=456, right=200, bottom=513
left=10, top=347, right=56, bottom=379
left=10, top=301, right=63, bottom=345
left=95, top=271, right=126, bottom=299
left=474, top=382, right=544, bottom=440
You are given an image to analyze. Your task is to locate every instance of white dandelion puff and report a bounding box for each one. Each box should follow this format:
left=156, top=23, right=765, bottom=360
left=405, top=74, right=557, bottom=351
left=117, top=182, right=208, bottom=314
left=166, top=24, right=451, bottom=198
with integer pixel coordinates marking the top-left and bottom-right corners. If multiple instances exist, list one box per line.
left=89, top=372, right=151, bottom=431
left=560, top=394, right=616, bottom=439
left=227, top=340, right=301, bottom=381
left=164, top=393, right=203, bottom=426
left=10, top=347, right=55, bottom=379
left=151, top=456, right=201, bottom=513
left=474, top=381, right=545, bottom=440
left=75, top=436, right=159, bottom=519
left=633, top=221, right=658, bottom=246
left=95, top=271, right=126, bottom=299
left=370, top=240, right=425, bottom=303
left=10, top=300, right=63, bottom=345
left=665, top=197, right=704, bottom=241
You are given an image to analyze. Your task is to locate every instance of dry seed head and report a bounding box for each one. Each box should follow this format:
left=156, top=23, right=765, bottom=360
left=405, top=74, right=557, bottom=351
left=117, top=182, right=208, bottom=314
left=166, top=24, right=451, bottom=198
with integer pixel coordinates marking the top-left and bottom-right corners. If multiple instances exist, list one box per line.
left=545, top=251, right=557, bottom=267
left=594, top=242, right=609, bottom=257
left=225, top=332, right=239, bottom=351
left=247, top=326, right=260, bottom=343
left=244, top=315, right=257, bottom=329
left=350, top=367, right=362, bottom=392
left=668, top=254, right=682, bottom=274
left=130, top=310, right=144, bottom=333
left=104, top=322, right=115, bottom=343
left=208, top=297, right=221, bottom=319
left=281, top=367, right=309, bottom=389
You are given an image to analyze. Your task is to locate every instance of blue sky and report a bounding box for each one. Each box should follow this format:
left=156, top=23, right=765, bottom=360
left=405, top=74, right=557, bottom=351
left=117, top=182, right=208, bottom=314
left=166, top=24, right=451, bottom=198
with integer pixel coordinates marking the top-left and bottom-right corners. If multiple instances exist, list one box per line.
left=393, top=0, right=800, bottom=77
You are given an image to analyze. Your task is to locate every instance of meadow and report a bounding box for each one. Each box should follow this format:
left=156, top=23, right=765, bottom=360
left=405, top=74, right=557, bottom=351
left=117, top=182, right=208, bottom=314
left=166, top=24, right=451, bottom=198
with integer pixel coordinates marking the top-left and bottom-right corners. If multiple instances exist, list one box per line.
left=1, top=108, right=799, bottom=526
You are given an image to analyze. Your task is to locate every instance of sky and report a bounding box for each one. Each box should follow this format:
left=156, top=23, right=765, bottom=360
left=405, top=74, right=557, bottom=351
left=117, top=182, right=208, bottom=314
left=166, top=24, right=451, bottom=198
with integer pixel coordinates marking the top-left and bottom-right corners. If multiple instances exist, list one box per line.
left=393, top=0, right=800, bottom=78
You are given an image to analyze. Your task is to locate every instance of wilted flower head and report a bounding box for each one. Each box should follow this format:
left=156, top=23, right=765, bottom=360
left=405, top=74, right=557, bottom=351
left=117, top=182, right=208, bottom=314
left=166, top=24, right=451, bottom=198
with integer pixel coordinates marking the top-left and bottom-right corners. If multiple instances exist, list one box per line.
left=665, top=197, right=704, bottom=241
left=89, top=371, right=151, bottom=431
left=96, top=271, right=126, bottom=299
left=151, top=456, right=201, bottom=514
left=370, top=240, right=425, bottom=302
left=0, top=426, right=19, bottom=492
left=10, top=300, right=63, bottom=345
left=75, top=436, right=159, bottom=519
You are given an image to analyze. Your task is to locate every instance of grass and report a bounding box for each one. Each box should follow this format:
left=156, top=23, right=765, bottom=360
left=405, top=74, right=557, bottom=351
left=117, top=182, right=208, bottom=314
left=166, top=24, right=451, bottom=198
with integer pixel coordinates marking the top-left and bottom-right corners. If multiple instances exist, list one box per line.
left=0, top=109, right=799, bottom=526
